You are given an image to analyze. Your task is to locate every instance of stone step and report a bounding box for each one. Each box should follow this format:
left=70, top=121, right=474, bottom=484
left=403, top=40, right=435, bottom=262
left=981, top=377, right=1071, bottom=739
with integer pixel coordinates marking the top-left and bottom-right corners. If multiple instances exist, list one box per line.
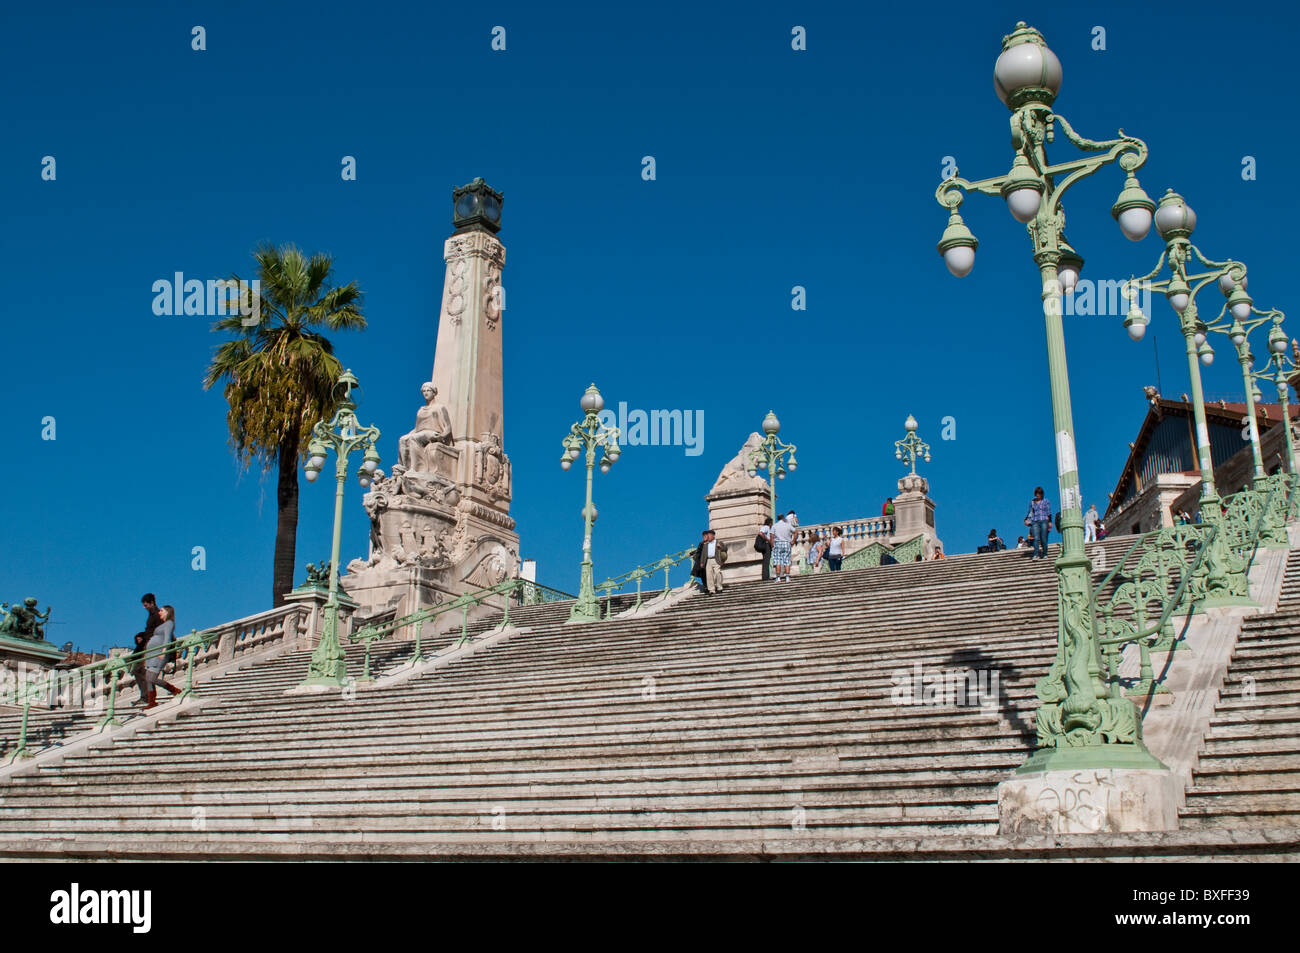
left=105, top=707, right=1022, bottom=754
left=0, top=804, right=1000, bottom=835
left=27, top=746, right=1031, bottom=785
left=0, top=784, right=1003, bottom=820
left=0, top=767, right=1015, bottom=803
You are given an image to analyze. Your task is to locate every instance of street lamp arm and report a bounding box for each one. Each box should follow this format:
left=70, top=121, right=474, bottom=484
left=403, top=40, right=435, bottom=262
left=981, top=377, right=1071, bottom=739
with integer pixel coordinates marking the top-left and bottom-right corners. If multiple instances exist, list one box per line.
left=1047, top=114, right=1148, bottom=168
left=936, top=174, right=1004, bottom=206
left=1140, top=257, right=1247, bottom=301
left=1207, top=309, right=1273, bottom=338
left=1041, top=137, right=1147, bottom=216
left=934, top=118, right=1147, bottom=219
left=1131, top=250, right=1169, bottom=286
left=1186, top=244, right=1247, bottom=279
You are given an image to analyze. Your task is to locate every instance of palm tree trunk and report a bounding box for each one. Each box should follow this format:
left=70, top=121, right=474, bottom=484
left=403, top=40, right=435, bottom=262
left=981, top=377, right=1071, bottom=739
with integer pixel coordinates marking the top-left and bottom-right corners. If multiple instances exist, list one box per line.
left=272, top=431, right=301, bottom=607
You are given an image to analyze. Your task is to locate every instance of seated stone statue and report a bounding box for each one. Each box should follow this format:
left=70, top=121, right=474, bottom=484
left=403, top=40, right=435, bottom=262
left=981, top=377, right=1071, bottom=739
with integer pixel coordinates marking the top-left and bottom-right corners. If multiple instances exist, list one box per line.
left=398, top=382, right=453, bottom=472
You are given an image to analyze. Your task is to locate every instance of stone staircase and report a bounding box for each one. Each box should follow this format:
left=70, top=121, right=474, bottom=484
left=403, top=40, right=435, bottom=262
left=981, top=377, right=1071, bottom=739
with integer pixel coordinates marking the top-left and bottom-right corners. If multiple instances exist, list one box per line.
left=1179, top=549, right=1300, bottom=831
left=0, top=534, right=1296, bottom=860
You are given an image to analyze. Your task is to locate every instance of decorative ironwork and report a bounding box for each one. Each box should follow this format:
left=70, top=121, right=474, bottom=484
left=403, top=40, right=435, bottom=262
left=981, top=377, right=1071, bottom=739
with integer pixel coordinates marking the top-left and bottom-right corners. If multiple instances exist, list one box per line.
left=894, top=415, right=931, bottom=475
left=746, top=411, right=797, bottom=520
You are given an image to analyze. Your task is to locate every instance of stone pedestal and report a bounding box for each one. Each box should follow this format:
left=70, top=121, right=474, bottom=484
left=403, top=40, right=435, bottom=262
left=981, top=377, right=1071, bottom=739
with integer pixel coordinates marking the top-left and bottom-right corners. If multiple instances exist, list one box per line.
left=706, top=434, right=776, bottom=584
left=998, top=768, right=1180, bottom=835
left=0, top=634, right=66, bottom=691
left=282, top=586, right=358, bottom=649
left=890, top=472, right=941, bottom=557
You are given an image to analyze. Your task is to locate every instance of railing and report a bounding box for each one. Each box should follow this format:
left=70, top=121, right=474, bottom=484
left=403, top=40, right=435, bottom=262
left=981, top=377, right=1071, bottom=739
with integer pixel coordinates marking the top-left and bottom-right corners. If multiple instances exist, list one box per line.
left=1095, top=525, right=1214, bottom=701
left=793, top=517, right=893, bottom=551
left=595, top=548, right=697, bottom=618
left=347, top=577, right=576, bottom=679
left=837, top=534, right=926, bottom=571
left=1, top=603, right=311, bottom=763
left=1084, top=478, right=1279, bottom=715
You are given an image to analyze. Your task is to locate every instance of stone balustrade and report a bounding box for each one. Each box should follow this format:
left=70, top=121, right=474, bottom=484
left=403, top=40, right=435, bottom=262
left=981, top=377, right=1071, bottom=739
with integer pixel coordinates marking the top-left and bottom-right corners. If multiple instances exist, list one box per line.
left=42, top=604, right=310, bottom=710
left=793, top=517, right=894, bottom=554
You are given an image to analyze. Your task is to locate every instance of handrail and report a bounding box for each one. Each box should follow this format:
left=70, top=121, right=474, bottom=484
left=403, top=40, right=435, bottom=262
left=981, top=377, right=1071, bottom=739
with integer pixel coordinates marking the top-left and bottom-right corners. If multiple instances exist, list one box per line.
left=607, top=547, right=695, bottom=588
left=1091, top=534, right=1145, bottom=602
left=592, top=547, right=697, bottom=615
left=1094, top=523, right=1215, bottom=705
left=1093, top=477, right=1280, bottom=708
left=347, top=577, right=575, bottom=678
left=1099, top=525, right=1214, bottom=650
left=2, top=627, right=219, bottom=763
left=2, top=603, right=311, bottom=763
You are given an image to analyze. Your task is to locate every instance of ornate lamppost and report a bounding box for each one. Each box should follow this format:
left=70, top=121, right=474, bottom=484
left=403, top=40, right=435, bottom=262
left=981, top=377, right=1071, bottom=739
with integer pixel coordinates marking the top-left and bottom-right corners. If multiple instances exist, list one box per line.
left=1263, top=320, right=1300, bottom=518
left=934, top=22, right=1166, bottom=772
left=745, top=411, right=797, bottom=520
left=1205, top=306, right=1292, bottom=547
left=894, top=414, right=930, bottom=474
left=1121, top=191, right=1255, bottom=603
left=560, top=384, right=621, bottom=622
left=300, top=369, right=381, bottom=688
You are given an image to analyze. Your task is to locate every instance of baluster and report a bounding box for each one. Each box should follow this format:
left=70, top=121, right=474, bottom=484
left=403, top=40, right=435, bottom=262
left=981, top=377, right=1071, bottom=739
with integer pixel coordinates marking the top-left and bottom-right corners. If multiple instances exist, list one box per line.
left=411, top=619, right=426, bottom=666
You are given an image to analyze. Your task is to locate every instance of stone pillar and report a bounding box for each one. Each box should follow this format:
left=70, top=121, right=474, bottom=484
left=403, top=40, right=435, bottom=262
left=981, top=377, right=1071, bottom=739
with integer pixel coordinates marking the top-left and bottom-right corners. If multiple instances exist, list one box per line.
left=343, top=178, right=519, bottom=619
left=283, top=586, right=358, bottom=649
left=707, top=433, right=776, bottom=584
left=0, top=633, right=67, bottom=702
left=890, top=472, right=942, bottom=557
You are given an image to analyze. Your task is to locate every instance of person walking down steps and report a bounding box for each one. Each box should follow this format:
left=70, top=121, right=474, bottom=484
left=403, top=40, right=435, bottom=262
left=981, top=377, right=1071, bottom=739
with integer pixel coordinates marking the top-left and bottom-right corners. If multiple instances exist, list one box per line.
left=692, top=529, right=712, bottom=595
left=142, top=605, right=184, bottom=710
left=132, top=592, right=163, bottom=705
left=1025, top=486, right=1052, bottom=560
left=706, top=531, right=728, bottom=594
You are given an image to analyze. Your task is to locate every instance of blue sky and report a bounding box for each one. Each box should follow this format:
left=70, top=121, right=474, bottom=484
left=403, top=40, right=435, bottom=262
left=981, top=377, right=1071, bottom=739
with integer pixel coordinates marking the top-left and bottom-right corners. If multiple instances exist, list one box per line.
left=3, top=0, right=1296, bottom=653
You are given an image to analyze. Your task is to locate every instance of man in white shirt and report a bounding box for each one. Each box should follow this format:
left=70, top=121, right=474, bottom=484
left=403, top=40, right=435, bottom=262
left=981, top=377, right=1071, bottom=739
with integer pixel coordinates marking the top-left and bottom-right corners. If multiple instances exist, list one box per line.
left=705, top=531, right=728, bottom=593
left=1084, top=504, right=1099, bottom=543
left=772, top=511, right=795, bottom=582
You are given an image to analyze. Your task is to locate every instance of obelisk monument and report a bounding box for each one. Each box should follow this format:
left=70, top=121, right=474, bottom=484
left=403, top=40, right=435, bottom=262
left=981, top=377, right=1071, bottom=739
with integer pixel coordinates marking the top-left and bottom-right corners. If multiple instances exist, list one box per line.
left=343, top=178, right=519, bottom=619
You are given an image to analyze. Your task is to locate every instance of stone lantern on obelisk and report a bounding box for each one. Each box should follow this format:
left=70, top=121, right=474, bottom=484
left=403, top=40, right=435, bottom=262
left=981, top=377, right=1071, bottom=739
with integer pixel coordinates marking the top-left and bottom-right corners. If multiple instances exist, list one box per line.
left=341, top=178, right=520, bottom=619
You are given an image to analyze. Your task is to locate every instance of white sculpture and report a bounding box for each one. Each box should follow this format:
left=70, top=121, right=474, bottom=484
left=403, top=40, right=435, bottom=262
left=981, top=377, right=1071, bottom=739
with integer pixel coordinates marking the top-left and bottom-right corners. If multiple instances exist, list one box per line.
left=398, top=382, right=453, bottom=472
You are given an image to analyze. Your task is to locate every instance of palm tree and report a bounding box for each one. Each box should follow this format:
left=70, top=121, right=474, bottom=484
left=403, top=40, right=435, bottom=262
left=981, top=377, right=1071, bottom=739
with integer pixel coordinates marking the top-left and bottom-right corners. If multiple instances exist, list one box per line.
left=204, top=243, right=366, bottom=607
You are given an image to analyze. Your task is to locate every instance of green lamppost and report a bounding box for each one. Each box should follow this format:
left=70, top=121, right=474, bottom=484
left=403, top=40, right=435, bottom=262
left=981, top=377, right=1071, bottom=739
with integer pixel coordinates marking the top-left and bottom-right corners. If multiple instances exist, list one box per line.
left=301, top=369, right=381, bottom=687
left=1121, top=190, right=1254, bottom=604
left=894, top=414, right=930, bottom=474
left=1263, top=319, right=1300, bottom=519
left=745, top=411, right=797, bottom=520
left=560, top=384, right=621, bottom=622
left=935, top=22, right=1166, bottom=772
left=1206, top=306, right=1292, bottom=547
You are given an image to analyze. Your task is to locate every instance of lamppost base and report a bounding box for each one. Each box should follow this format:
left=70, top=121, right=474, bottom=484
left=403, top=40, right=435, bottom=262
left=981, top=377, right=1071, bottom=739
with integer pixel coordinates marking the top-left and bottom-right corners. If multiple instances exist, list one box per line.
left=1016, top=741, right=1169, bottom=775
left=999, top=765, right=1180, bottom=834
left=296, top=675, right=348, bottom=691
left=566, top=604, right=600, bottom=624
